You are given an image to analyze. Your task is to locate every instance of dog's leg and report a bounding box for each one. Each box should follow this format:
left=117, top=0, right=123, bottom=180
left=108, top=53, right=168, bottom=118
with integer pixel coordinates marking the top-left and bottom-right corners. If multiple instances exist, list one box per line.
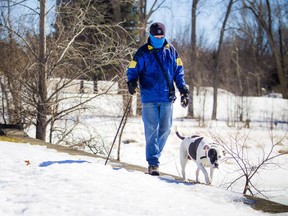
left=181, top=158, right=188, bottom=182
left=198, top=163, right=211, bottom=185
left=196, top=167, right=200, bottom=183
left=180, top=145, right=188, bottom=182
left=210, top=167, right=215, bottom=182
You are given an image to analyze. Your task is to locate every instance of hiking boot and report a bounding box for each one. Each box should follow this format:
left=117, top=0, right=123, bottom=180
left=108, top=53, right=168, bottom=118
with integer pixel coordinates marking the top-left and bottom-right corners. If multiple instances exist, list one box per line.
left=148, top=166, right=160, bottom=176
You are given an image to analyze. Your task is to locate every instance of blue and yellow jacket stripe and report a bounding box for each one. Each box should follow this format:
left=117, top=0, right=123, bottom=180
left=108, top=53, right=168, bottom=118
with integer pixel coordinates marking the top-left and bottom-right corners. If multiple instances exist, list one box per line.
left=126, top=39, right=186, bottom=103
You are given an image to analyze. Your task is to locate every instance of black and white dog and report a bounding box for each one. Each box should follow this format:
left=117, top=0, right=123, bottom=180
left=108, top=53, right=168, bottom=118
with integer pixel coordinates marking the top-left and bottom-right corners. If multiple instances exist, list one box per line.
left=176, top=131, right=225, bottom=184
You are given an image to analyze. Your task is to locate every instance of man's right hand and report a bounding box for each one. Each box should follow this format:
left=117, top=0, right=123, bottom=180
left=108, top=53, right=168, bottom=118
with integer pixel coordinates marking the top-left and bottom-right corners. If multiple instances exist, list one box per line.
left=127, top=81, right=138, bottom=95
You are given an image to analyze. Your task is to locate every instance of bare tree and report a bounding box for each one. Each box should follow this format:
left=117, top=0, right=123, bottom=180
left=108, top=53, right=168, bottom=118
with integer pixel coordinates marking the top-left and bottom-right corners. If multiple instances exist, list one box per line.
left=242, top=0, right=288, bottom=99
left=138, top=0, right=166, bottom=44
left=36, top=0, right=47, bottom=140
left=211, top=130, right=288, bottom=197
left=0, top=1, right=135, bottom=141
left=186, top=0, right=199, bottom=118
left=0, top=0, right=25, bottom=125
left=211, top=0, right=234, bottom=120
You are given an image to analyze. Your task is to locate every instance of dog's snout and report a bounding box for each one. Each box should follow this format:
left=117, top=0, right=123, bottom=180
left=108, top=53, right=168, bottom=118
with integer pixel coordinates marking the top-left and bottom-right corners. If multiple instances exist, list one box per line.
left=214, top=163, right=219, bottom=169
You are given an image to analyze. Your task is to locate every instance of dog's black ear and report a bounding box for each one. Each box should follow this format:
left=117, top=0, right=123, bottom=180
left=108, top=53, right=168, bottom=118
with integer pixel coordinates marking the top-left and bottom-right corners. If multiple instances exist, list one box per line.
left=208, top=149, right=216, bottom=157
left=208, top=149, right=217, bottom=164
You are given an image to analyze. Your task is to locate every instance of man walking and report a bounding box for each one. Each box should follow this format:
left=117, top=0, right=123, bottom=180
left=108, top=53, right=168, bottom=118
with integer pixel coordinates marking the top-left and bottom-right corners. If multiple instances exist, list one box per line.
left=126, top=22, right=189, bottom=175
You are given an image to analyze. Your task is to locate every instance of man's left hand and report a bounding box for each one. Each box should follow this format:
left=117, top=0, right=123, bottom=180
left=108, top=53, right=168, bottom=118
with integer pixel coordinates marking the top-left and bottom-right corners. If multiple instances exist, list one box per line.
left=180, top=85, right=189, bottom=108
left=181, top=95, right=189, bottom=108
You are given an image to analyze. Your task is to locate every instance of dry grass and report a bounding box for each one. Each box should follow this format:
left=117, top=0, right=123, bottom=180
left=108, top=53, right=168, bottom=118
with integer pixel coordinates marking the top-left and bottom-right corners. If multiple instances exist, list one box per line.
left=0, top=136, right=21, bottom=143
left=278, top=149, right=288, bottom=154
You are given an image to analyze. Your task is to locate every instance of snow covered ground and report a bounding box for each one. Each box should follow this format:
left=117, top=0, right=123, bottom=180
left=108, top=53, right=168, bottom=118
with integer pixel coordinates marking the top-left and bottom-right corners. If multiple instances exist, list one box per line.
left=39, top=90, right=288, bottom=206
left=1, top=89, right=288, bottom=215
left=107, top=117, right=288, bottom=205
left=1, top=140, right=286, bottom=216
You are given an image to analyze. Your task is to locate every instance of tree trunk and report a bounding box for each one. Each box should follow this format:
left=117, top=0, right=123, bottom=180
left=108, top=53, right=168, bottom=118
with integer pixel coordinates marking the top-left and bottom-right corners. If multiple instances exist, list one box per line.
left=111, top=0, right=122, bottom=23
left=211, top=0, right=234, bottom=120
left=36, top=0, right=47, bottom=141
left=187, top=0, right=198, bottom=118
left=139, top=0, right=148, bottom=45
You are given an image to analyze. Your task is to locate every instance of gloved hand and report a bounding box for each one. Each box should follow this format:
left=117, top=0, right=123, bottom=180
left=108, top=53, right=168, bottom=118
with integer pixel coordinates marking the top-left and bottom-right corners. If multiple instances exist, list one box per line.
left=180, top=85, right=189, bottom=108
left=127, top=80, right=138, bottom=95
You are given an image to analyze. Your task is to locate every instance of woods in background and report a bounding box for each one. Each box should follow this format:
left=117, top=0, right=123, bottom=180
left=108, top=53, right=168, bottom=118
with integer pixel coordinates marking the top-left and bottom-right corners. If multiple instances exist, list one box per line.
left=0, top=0, right=287, bottom=141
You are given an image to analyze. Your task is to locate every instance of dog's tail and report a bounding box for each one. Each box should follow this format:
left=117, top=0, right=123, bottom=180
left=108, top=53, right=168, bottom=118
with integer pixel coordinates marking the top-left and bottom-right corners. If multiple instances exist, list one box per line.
left=176, top=131, right=185, bottom=140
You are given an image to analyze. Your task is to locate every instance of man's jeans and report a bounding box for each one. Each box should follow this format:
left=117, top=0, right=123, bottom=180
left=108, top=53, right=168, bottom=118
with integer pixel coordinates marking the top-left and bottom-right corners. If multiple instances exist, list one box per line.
left=142, top=102, right=173, bottom=166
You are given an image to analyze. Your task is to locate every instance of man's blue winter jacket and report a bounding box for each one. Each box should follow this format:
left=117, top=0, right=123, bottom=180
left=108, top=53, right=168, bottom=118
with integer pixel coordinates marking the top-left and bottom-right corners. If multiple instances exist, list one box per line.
left=126, top=39, right=186, bottom=103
